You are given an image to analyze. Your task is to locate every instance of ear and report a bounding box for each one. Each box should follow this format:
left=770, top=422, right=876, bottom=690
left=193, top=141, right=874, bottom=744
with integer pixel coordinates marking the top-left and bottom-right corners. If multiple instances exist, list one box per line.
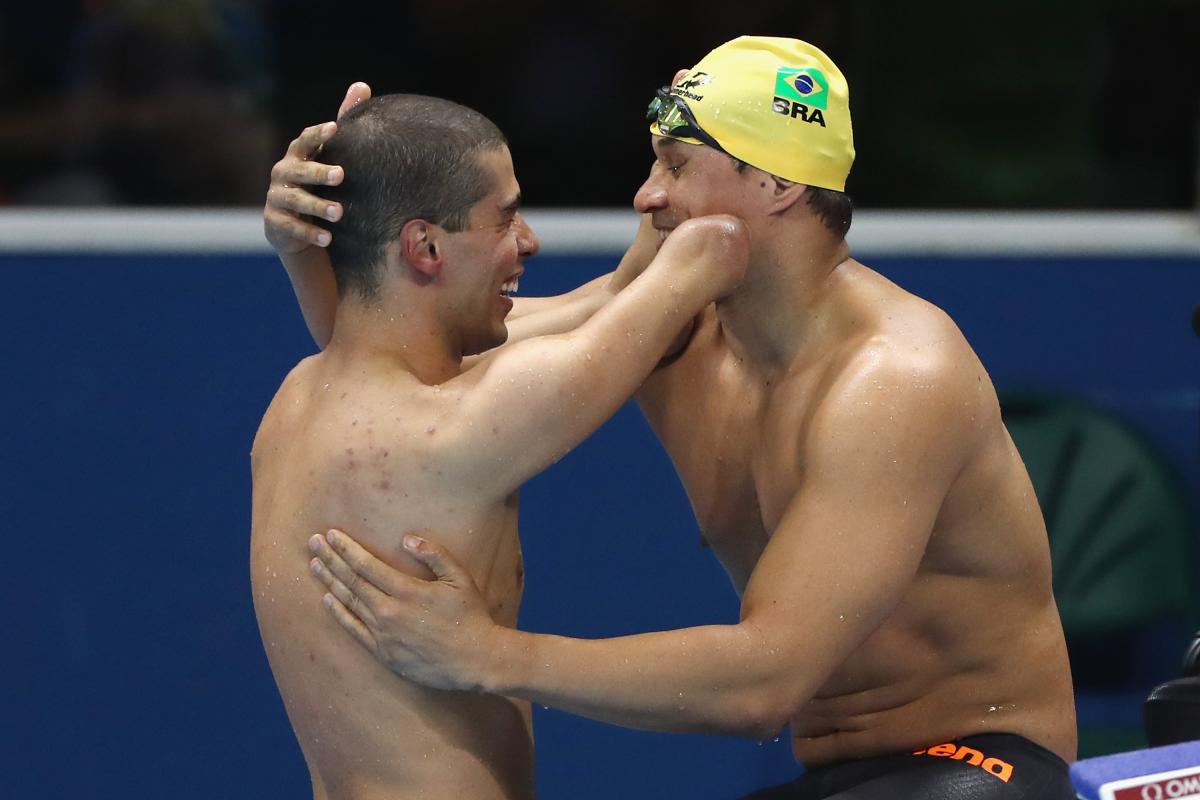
left=672, top=68, right=689, bottom=86
left=765, top=177, right=808, bottom=216
left=399, top=219, right=444, bottom=279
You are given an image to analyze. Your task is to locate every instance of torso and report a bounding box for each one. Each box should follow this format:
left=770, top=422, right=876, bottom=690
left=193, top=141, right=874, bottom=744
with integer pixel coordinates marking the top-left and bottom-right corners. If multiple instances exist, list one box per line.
left=250, top=355, right=533, bottom=800
left=636, top=260, right=1077, bottom=767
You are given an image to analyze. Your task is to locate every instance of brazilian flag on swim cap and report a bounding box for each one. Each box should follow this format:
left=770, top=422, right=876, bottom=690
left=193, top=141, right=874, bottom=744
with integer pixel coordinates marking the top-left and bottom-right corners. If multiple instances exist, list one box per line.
left=775, top=67, right=830, bottom=110
left=650, top=36, right=855, bottom=192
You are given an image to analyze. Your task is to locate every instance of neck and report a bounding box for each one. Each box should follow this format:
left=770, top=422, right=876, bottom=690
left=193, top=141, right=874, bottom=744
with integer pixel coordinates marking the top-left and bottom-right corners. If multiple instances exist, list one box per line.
left=716, top=224, right=850, bottom=373
left=325, top=288, right=461, bottom=385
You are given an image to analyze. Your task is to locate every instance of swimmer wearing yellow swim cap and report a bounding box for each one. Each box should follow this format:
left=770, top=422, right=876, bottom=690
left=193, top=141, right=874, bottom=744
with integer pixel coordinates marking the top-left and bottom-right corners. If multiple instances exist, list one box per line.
left=647, top=36, right=854, bottom=192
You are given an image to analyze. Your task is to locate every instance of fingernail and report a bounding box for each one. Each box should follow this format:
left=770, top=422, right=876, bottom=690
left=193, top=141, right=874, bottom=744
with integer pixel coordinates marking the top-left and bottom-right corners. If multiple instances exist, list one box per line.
left=326, top=530, right=339, bottom=544
left=326, top=167, right=342, bottom=185
left=325, top=204, right=339, bottom=221
left=403, top=534, right=422, bottom=551
left=316, top=232, right=331, bottom=247
left=322, top=121, right=336, bottom=137
left=323, top=594, right=334, bottom=609
left=308, top=534, right=321, bottom=553
left=310, top=558, right=322, bottom=575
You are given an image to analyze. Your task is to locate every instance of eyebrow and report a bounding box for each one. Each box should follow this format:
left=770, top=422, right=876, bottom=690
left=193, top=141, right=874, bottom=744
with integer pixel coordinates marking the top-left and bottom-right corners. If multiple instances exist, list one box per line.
left=499, top=194, right=522, bottom=215
left=652, top=138, right=675, bottom=157
left=654, top=138, right=685, bottom=160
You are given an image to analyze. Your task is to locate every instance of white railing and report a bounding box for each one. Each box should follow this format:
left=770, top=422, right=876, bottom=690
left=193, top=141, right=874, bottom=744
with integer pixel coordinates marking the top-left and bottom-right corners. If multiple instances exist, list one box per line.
left=1, top=209, right=1199, bottom=256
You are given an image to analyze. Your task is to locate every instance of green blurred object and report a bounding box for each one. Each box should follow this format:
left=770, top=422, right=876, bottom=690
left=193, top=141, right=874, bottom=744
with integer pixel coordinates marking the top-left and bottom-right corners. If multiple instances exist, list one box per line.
left=1076, top=726, right=1148, bottom=760
left=1001, top=393, right=1193, bottom=636
left=1000, top=393, right=1195, bottom=758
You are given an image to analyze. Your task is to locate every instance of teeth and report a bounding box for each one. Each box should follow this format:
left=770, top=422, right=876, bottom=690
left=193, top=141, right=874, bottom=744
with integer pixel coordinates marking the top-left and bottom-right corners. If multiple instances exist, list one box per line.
left=501, top=279, right=519, bottom=295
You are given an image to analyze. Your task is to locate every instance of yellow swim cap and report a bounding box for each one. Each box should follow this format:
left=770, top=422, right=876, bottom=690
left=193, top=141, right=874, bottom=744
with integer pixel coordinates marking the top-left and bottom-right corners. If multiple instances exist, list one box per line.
left=648, top=36, right=855, bottom=192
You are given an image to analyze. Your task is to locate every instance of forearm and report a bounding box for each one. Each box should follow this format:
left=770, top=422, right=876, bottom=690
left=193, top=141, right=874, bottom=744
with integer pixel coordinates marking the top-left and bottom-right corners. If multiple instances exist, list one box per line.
left=281, top=248, right=338, bottom=349
left=492, top=218, right=669, bottom=354
left=461, top=255, right=723, bottom=490
left=483, top=622, right=801, bottom=739
left=606, top=214, right=658, bottom=294
left=461, top=274, right=615, bottom=371
left=504, top=273, right=614, bottom=339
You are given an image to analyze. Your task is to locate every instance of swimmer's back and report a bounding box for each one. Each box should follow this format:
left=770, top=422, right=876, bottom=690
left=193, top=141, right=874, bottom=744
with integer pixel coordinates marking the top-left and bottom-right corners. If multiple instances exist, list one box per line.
left=251, top=353, right=532, bottom=800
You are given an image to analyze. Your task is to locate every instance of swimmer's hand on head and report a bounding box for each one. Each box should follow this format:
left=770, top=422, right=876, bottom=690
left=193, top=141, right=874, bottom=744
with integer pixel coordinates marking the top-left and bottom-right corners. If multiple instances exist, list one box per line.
left=264, top=81, right=371, bottom=253
left=264, top=82, right=370, bottom=347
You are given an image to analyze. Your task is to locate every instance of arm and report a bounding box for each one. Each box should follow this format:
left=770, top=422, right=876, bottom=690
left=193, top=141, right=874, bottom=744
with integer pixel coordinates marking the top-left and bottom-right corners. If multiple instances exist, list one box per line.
left=311, top=349, right=980, bottom=737
left=268, top=86, right=657, bottom=352
left=460, top=214, right=660, bottom=369
left=442, top=216, right=746, bottom=497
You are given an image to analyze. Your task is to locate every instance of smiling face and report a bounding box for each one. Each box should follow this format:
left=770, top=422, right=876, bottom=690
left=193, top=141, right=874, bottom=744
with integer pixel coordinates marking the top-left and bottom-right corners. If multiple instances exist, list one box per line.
left=438, top=145, right=539, bottom=356
left=634, top=137, right=765, bottom=248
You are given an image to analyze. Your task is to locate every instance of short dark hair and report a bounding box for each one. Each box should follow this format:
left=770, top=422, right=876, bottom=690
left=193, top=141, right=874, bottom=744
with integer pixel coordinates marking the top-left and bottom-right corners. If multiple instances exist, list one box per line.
left=315, top=94, right=507, bottom=298
left=732, top=158, right=853, bottom=239
left=804, top=186, right=853, bottom=240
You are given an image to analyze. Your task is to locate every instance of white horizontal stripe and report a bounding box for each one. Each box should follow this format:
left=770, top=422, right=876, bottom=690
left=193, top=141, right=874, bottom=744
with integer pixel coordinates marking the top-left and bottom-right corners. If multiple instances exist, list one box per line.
left=1, top=208, right=1198, bottom=257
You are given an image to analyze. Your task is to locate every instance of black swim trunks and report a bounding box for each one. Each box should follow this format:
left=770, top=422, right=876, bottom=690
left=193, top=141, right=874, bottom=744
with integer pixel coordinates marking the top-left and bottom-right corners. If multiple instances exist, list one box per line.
left=741, top=733, right=1073, bottom=799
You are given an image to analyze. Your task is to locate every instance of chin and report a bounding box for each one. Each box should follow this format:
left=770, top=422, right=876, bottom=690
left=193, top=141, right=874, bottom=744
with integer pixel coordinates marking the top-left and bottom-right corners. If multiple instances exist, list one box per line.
left=466, top=326, right=509, bottom=357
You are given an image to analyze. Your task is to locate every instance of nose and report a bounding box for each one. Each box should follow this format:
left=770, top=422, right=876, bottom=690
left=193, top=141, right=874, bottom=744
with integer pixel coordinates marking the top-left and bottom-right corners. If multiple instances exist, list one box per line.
left=515, top=212, right=540, bottom=257
left=633, top=169, right=667, bottom=214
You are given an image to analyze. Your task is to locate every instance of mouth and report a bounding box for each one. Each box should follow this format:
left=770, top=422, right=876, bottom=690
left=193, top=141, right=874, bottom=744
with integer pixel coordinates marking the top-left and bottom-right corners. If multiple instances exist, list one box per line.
left=499, top=271, right=522, bottom=298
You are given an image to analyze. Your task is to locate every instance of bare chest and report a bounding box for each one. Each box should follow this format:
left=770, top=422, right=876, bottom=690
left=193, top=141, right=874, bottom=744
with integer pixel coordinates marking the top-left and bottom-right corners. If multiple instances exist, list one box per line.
left=638, top=343, right=817, bottom=588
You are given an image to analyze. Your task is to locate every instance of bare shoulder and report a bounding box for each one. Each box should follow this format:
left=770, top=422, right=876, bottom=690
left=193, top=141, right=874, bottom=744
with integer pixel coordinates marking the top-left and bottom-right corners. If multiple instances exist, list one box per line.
left=252, top=355, right=320, bottom=465
left=810, top=274, right=999, bottom=464
left=253, top=354, right=459, bottom=471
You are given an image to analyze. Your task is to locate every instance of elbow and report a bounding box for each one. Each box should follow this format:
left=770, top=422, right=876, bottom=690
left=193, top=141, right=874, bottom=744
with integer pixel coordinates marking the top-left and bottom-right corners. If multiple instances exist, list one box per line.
left=725, top=686, right=800, bottom=741
left=731, top=704, right=790, bottom=742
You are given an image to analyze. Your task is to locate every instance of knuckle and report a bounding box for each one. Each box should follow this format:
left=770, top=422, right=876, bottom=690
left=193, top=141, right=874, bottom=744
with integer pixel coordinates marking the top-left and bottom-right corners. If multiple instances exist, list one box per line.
left=375, top=606, right=396, bottom=627
left=274, top=185, right=297, bottom=210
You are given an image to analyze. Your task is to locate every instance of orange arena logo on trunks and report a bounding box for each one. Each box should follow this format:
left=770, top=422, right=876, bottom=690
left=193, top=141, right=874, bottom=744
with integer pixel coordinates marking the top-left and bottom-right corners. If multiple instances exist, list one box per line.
left=912, top=743, right=1015, bottom=783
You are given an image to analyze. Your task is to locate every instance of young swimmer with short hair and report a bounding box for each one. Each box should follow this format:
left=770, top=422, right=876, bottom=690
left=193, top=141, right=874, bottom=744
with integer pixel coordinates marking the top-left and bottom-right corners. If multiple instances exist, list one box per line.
left=251, top=93, right=747, bottom=800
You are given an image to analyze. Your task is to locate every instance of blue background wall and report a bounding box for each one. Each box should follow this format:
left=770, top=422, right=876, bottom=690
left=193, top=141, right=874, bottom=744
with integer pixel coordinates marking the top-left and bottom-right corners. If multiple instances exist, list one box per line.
left=4, top=251, right=1197, bottom=798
